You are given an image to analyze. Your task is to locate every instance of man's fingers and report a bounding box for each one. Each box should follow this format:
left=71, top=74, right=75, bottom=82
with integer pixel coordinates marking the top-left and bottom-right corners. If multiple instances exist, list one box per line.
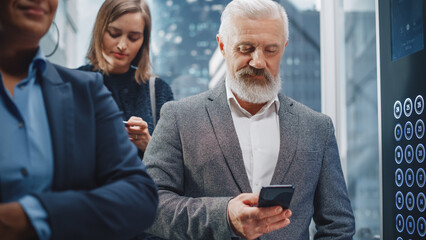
left=255, top=205, right=284, bottom=219
left=228, top=193, right=292, bottom=239
left=256, top=217, right=291, bottom=234
left=254, top=209, right=292, bottom=234
left=236, top=193, right=259, bottom=205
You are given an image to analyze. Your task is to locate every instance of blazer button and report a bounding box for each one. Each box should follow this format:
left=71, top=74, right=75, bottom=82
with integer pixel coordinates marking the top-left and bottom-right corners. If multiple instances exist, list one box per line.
left=20, top=168, right=29, bottom=177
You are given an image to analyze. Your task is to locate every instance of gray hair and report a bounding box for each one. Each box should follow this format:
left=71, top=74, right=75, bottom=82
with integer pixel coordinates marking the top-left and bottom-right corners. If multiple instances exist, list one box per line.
left=218, top=0, right=289, bottom=44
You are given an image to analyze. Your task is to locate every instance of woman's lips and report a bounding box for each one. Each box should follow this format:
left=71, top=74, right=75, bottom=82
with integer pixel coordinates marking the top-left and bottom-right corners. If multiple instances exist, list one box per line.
left=113, top=52, right=127, bottom=59
left=19, top=5, right=46, bottom=17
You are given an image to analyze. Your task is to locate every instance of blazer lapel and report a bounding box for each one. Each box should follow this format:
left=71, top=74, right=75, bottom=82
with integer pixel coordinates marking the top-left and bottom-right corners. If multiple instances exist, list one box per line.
left=41, top=63, right=75, bottom=189
left=205, top=81, right=252, bottom=193
left=270, top=95, right=299, bottom=185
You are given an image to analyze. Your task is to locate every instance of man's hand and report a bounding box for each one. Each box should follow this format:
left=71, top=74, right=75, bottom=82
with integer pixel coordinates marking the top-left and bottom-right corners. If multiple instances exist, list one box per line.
left=228, top=193, right=292, bottom=240
left=0, top=202, right=37, bottom=240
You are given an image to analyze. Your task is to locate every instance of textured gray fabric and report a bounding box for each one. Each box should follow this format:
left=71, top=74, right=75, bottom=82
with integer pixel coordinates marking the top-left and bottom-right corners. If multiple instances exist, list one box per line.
left=144, top=80, right=355, bottom=240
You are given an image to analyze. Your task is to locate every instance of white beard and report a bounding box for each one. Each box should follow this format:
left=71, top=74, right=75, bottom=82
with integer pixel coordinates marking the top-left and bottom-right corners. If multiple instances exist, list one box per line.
left=227, top=67, right=281, bottom=104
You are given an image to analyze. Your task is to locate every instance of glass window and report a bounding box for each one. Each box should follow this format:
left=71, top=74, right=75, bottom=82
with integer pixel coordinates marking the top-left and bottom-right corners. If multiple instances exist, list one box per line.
left=148, top=0, right=321, bottom=111
left=343, top=1, right=380, bottom=239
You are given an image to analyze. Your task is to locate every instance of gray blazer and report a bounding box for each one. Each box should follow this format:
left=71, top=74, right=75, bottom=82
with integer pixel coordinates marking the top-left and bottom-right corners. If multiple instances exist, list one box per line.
left=144, top=80, right=355, bottom=240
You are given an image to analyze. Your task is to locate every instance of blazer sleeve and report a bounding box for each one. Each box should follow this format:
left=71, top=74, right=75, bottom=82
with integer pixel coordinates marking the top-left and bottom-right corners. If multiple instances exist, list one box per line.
left=312, top=117, right=355, bottom=239
left=144, top=101, right=233, bottom=240
left=35, top=70, right=158, bottom=240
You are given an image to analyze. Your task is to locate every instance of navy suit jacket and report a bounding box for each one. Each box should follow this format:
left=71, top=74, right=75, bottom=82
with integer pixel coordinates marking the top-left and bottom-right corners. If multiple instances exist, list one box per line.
left=32, top=62, right=158, bottom=240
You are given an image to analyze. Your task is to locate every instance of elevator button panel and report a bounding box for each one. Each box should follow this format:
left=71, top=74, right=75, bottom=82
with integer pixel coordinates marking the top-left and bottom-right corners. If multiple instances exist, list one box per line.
left=393, top=95, right=425, bottom=239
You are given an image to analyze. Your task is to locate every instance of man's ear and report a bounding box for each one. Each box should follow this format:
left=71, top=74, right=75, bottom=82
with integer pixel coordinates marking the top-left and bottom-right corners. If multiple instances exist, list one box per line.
left=216, top=34, right=225, bottom=56
left=284, top=39, right=289, bottom=47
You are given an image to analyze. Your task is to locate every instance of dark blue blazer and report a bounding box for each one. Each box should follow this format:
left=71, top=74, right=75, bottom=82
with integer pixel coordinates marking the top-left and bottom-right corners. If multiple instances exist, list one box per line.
left=33, top=62, right=158, bottom=240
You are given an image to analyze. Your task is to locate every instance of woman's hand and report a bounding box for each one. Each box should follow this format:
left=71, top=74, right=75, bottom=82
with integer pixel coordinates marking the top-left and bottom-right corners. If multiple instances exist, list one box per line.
left=125, top=116, right=151, bottom=151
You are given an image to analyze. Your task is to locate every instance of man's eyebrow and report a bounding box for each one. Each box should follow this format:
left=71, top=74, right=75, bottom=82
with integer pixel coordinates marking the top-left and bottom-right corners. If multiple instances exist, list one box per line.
left=265, top=43, right=280, bottom=48
left=235, top=41, right=254, bottom=46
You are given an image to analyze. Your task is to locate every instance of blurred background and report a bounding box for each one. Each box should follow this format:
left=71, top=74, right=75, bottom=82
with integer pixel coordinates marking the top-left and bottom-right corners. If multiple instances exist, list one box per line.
left=41, top=1, right=379, bottom=239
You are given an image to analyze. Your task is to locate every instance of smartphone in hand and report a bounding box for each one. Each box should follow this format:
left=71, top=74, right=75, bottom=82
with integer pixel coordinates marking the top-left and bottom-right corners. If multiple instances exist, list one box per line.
left=258, top=185, right=295, bottom=209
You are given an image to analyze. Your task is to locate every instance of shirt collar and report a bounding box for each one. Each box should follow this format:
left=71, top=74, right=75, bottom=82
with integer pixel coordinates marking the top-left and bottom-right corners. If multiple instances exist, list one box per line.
left=30, top=48, right=47, bottom=75
left=225, top=78, right=280, bottom=118
left=15, top=48, right=47, bottom=88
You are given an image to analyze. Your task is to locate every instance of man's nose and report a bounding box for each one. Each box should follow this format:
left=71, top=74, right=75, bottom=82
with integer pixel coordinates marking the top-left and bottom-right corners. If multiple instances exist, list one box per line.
left=249, top=49, right=266, bottom=69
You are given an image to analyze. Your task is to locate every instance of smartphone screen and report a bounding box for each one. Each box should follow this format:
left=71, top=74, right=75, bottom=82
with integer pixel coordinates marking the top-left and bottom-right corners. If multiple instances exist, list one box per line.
left=258, top=185, right=295, bottom=209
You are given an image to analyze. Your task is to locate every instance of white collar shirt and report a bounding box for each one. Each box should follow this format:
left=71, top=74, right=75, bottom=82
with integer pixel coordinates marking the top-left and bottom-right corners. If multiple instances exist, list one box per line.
left=225, top=79, right=280, bottom=194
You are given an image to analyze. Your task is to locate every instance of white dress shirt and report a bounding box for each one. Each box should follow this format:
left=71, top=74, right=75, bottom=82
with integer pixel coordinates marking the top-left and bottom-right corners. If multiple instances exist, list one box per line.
left=225, top=79, right=280, bottom=194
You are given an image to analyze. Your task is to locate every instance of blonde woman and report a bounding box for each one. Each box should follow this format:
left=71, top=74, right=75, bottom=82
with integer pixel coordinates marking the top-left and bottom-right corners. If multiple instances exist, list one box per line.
left=79, top=0, right=173, bottom=155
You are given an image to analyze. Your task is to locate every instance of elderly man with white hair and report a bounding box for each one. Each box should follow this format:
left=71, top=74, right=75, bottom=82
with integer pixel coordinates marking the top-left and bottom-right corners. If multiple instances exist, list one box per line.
left=144, top=0, right=355, bottom=239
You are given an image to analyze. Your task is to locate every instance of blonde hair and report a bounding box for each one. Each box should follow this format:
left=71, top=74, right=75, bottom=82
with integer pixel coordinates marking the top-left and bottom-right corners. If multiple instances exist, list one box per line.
left=87, top=0, right=152, bottom=84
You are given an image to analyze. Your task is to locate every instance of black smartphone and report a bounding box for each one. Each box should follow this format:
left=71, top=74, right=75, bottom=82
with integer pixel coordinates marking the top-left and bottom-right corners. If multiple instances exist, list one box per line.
left=123, top=121, right=129, bottom=127
left=258, top=185, right=295, bottom=209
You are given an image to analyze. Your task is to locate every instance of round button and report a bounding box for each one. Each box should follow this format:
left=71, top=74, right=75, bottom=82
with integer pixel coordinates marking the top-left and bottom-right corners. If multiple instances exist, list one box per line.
left=405, top=168, right=414, bottom=187
left=394, top=100, right=403, bottom=119
left=404, top=121, right=414, bottom=140
left=405, top=145, right=414, bottom=164
left=396, top=168, right=404, bottom=187
left=417, top=192, right=425, bottom=212
left=395, top=146, right=404, bottom=164
left=406, top=192, right=415, bottom=211
left=395, top=124, right=403, bottom=141
left=417, top=144, right=425, bottom=163
left=415, top=95, right=424, bottom=115
left=396, top=191, right=404, bottom=210
left=396, top=237, right=403, bottom=240
left=396, top=214, right=405, bottom=233
left=417, top=168, right=425, bottom=188
left=404, top=98, right=413, bottom=117
left=418, top=217, right=426, bottom=237
left=406, top=215, right=415, bottom=235
left=416, top=119, right=424, bottom=139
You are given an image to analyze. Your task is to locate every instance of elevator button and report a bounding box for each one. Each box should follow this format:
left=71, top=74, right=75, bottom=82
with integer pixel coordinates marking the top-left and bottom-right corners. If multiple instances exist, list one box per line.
left=395, top=145, right=403, bottom=164
left=404, top=98, right=413, bottom=117
left=417, top=168, right=425, bottom=188
left=405, top=145, right=414, bottom=164
left=396, top=168, right=404, bottom=187
left=418, top=217, right=426, bottom=237
left=405, top=168, right=414, bottom=187
left=415, top=95, right=424, bottom=115
left=417, top=143, right=425, bottom=163
left=394, top=100, right=403, bottom=119
left=406, top=192, right=415, bottom=211
left=405, top=121, right=414, bottom=140
left=417, top=192, right=425, bottom=212
left=406, top=215, right=415, bottom=235
left=396, top=191, right=404, bottom=210
left=395, top=124, right=403, bottom=141
left=396, top=214, right=404, bottom=233
left=416, top=119, right=424, bottom=139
